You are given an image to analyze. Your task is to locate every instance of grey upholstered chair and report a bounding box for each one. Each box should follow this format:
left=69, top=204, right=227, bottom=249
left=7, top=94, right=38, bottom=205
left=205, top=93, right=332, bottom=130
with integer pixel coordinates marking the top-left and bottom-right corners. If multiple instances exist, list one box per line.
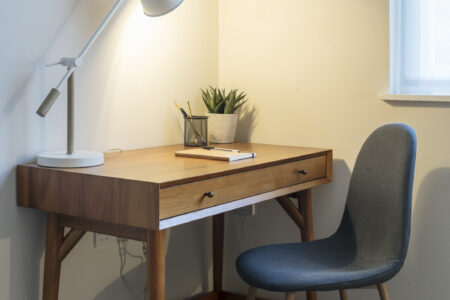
left=236, top=124, right=417, bottom=300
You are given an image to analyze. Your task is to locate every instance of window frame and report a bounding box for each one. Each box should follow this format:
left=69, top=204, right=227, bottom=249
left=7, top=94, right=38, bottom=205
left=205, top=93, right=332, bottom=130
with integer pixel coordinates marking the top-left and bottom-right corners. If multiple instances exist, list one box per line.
left=380, top=0, right=450, bottom=102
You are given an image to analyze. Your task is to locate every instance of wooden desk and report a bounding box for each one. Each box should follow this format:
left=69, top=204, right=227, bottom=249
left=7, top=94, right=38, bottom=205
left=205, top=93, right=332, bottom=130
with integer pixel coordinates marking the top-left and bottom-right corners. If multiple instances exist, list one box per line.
left=17, top=143, right=332, bottom=300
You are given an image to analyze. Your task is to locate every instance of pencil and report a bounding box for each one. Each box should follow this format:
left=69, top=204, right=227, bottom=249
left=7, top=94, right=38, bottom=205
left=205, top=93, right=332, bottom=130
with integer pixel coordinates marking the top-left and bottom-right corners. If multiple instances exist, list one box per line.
left=187, top=101, right=193, bottom=117
left=186, top=101, right=198, bottom=143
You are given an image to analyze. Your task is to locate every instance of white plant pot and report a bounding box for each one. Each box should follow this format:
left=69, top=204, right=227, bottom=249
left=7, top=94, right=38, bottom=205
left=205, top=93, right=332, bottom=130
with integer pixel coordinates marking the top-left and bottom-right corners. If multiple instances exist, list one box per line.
left=206, top=113, right=239, bottom=143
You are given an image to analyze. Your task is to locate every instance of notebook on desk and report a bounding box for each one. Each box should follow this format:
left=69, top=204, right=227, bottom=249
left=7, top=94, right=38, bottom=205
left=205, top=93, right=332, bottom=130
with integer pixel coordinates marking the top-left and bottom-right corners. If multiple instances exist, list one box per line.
left=175, top=148, right=257, bottom=162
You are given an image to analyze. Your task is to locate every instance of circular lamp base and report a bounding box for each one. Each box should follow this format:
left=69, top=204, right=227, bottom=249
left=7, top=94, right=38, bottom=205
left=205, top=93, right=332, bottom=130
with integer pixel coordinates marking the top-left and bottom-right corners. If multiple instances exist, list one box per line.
left=37, top=150, right=104, bottom=168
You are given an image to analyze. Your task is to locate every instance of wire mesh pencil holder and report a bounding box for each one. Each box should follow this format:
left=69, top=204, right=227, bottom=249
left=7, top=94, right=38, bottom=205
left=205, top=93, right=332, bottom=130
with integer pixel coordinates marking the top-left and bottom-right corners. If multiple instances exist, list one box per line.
left=184, top=116, right=208, bottom=146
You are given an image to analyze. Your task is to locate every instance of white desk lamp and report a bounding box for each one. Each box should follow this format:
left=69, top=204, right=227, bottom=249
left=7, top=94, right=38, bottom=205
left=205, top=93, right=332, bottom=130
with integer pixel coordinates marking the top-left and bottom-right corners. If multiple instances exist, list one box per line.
left=36, top=0, right=183, bottom=168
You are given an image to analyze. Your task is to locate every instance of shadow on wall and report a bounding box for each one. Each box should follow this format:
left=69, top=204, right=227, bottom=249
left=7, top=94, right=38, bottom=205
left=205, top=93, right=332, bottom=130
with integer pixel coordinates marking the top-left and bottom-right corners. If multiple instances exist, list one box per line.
left=0, top=0, right=81, bottom=121
left=310, top=159, right=352, bottom=239
left=0, top=1, right=134, bottom=296
left=0, top=2, right=86, bottom=298
left=392, top=168, right=450, bottom=299
left=94, top=218, right=212, bottom=300
left=0, top=168, right=46, bottom=299
left=93, top=263, right=146, bottom=300
left=222, top=159, right=351, bottom=300
left=384, top=100, right=450, bottom=109
left=235, top=104, right=258, bottom=142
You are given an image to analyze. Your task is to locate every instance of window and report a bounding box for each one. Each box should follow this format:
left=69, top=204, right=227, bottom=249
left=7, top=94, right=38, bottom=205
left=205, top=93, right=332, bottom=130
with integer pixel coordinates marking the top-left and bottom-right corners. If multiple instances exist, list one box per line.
left=390, top=0, right=450, bottom=96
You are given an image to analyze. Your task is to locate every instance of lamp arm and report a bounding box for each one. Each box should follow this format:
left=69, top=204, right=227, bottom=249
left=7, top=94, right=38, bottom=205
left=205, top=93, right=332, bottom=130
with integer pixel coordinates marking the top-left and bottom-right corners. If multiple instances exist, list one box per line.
left=55, top=66, right=76, bottom=90
left=77, top=0, right=125, bottom=61
left=56, top=0, right=125, bottom=91
left=37, top=0, right=125, bottom=117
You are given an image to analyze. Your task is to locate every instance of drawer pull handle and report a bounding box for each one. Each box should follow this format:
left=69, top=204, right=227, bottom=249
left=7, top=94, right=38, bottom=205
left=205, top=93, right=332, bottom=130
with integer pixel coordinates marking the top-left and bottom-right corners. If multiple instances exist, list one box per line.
left=203, top=192, right=215, bottom=198
left=298, top=169, right=308, bottom=175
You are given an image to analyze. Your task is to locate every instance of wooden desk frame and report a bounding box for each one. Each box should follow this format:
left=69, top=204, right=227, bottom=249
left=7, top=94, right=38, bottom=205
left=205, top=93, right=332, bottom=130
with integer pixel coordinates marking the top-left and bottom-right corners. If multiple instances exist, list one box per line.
left=17, top=144, right=332, bottom=300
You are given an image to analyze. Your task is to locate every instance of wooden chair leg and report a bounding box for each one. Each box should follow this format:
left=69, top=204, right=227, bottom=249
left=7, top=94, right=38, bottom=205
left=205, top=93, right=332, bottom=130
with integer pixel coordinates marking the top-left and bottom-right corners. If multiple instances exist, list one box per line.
left=298, top=190, right=317, bottom=300
left=339, top=289, right=349, bottom=300
left=247, top=286, right=257, bottom=300
left=377, top=283, right=390, bottom=300
left=285, top=292, right=295, bottom=300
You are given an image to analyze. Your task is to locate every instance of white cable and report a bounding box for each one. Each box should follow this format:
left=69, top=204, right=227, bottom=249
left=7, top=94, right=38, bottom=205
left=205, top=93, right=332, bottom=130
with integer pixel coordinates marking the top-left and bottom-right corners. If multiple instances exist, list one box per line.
left=116, top=238, right=147, bottom=298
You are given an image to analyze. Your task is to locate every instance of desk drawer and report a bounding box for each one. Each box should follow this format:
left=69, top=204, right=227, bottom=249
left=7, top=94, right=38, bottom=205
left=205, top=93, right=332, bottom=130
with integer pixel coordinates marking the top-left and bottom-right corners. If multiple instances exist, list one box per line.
left=159, top=155, right=327, bottom=219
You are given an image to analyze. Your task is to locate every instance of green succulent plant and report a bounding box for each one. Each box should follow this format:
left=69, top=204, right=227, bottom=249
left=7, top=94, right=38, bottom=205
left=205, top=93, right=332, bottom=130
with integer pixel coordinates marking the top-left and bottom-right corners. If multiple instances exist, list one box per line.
left=201, top=86, right=247, bottom=114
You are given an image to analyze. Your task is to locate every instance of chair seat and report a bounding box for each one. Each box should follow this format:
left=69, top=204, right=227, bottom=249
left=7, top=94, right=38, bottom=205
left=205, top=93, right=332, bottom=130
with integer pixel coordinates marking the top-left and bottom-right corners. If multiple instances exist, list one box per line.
left=236, top=238, right=402, bottom=292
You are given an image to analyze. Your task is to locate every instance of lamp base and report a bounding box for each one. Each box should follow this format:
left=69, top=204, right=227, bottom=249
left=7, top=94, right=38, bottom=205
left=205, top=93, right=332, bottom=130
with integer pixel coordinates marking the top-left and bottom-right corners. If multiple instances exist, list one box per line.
left=37, top=150, right=104, bottom=168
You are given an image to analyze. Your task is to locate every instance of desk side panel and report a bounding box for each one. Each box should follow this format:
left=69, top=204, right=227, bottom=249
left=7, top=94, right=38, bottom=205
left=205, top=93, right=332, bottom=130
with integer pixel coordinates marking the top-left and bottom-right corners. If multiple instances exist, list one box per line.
left=17, top=165, right=159, bottom=229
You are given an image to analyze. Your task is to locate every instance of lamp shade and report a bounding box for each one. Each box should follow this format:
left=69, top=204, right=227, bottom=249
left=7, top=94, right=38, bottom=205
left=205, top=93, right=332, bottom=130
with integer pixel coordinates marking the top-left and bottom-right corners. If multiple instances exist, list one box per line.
left=140, top=0, right=183, bottom=16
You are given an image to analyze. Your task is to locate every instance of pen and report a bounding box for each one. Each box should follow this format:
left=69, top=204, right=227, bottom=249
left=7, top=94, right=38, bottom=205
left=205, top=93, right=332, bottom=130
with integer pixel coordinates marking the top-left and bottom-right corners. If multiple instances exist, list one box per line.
left=202, top=146, right=241, bottom=153
left=174, top=102, right=189, bottom=118
left=180, top=107, right=189, bottom=118
left=186, top=100, right=198, bottom=144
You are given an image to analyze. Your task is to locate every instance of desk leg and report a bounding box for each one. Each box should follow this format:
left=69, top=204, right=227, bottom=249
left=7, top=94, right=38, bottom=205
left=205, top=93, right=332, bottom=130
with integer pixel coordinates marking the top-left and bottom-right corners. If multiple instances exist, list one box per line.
left=43, top=213, right=64, bottom=300
left=213, top=213, right=225, bottom=294
left=147, top=229, right=166, bottom=300
left=298, top=190, right=317, bottom=300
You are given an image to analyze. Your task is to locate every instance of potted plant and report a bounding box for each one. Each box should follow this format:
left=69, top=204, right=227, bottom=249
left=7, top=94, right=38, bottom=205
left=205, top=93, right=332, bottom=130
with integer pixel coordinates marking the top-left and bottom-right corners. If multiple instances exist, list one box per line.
left=202, top=86, right=248, bottom=143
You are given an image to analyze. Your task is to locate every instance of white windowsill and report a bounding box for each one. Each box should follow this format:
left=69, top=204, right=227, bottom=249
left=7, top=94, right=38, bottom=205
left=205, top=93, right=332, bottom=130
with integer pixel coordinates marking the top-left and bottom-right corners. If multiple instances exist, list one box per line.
left=379, top=94, right=450, bottom=103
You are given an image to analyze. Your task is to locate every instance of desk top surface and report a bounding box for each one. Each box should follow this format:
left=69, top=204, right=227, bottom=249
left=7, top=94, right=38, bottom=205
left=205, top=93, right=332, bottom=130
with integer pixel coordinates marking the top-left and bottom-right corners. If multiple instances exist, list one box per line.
left=22, top=143, right=331, bottom=188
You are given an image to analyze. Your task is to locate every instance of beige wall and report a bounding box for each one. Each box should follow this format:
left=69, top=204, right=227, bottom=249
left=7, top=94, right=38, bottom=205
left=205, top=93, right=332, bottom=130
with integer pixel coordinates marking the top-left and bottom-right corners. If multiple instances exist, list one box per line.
left=219, top=0, right=450, bottom=299
left=0, top=0, right=217, bottom=299
left=2, top=0, right=450, bottom=299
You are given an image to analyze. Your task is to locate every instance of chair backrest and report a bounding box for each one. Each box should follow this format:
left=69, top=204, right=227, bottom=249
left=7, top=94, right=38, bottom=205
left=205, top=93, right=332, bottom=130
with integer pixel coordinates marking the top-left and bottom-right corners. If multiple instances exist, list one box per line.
left=337, top=124, right=417, bottom=265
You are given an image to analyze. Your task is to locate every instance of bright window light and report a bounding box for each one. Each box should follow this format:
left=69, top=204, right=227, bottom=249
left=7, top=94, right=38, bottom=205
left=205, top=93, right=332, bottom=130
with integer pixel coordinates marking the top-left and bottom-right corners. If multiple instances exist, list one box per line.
left=391, top=0, right=450, bottom=95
